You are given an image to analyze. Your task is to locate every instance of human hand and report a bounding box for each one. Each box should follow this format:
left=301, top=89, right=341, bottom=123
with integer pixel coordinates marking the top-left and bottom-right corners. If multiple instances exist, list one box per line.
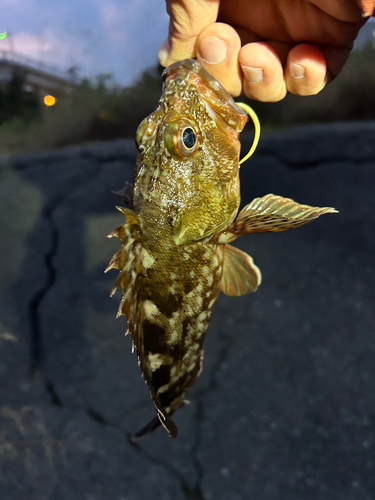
left=159, top=0, right=371, bottom=101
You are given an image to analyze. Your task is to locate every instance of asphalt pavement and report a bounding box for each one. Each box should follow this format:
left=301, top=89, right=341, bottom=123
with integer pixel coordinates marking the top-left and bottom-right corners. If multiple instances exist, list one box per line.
left=1, top=122, right=374, bottom=500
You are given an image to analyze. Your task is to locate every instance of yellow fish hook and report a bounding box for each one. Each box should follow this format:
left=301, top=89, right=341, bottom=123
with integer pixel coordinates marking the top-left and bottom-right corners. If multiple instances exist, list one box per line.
left=236, top=102, right=261, bottom=166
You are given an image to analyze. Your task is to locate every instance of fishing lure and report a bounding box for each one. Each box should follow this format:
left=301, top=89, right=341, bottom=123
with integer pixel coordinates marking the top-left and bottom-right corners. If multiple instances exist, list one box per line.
left=107, top=59, right=337, bottom=439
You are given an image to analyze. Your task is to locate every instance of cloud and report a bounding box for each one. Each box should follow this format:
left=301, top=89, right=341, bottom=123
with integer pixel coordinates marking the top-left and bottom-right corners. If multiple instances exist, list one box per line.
left=2, top=0, right=169, bottom=84
left=13, top=28, right=93, bottom=74
left=94, top=0, right=168, bottom=82
left=97, top=0, right=167, bottom=43
left=2, top=0, right=33, bottom=7
left=99, top=0, right=127, bottom=42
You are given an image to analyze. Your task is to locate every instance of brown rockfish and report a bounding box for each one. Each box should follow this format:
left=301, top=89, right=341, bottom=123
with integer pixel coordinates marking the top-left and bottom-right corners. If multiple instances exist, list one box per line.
left=107, top=59, right=337, bottom=439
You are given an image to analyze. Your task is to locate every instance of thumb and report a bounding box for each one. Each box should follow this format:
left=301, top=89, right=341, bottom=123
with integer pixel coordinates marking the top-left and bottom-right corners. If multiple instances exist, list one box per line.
left=159, top=0, right=220, bottom=66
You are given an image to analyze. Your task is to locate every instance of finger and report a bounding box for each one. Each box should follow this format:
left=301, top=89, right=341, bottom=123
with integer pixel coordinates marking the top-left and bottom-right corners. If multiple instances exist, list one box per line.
left=159, top=0, right=220, bottom=67
left=239, top=42, right=287, bottom=102
left=318, top=45, right=352, bottom=80
left=196, top=22, right=242, bottom=96
left=285, top=44, right=328, bottom=96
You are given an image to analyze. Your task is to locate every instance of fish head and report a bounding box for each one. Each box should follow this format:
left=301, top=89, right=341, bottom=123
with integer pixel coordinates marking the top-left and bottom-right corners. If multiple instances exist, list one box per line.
left=135, top=59, right=248, bottom=244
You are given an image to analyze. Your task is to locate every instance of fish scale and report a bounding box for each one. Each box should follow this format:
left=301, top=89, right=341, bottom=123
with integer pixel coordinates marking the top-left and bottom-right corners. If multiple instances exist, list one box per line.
left=107, top=59, right=337, bottom=439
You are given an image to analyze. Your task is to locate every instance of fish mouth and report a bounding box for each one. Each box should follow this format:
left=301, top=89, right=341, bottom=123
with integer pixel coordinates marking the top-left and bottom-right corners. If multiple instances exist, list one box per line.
left=163, top=59, right=247, bottom=134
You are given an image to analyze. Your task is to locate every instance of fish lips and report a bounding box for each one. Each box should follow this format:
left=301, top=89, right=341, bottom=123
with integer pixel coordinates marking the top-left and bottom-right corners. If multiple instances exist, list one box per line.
left=163, top=59, right=248, bottom=136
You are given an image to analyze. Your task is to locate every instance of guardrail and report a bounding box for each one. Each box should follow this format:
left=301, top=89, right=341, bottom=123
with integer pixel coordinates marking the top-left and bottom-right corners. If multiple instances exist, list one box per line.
left=0, top=50, right=75, bottom=83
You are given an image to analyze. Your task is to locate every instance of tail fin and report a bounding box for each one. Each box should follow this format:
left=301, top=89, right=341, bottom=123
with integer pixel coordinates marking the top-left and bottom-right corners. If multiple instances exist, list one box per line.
left=129, top=410, right=179, bottom=442
left=129, top=416, right=162, bottom=442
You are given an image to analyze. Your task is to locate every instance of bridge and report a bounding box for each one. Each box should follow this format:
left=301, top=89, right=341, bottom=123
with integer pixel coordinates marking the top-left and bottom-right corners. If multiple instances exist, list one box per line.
left=0, top=50, right=78, bottom=96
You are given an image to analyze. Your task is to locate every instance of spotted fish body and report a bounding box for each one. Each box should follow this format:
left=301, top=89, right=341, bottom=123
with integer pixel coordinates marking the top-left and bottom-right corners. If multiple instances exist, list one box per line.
left=107, top=59, right=337, bottom=439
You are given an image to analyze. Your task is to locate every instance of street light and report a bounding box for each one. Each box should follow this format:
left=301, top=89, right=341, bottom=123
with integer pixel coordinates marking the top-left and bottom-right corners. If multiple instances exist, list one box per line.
left=44, top=95, right=56, bottom=107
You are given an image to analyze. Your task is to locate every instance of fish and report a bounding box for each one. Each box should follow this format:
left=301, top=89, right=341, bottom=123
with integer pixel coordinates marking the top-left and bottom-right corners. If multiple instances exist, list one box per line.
left=106, top=59, right=337, bottom=440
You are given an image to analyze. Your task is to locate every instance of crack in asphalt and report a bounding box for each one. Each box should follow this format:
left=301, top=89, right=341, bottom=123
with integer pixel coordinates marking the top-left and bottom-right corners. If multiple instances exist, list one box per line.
left=26, top=162, right=103, bottom=392
left=190, top=326, right=234, bottom=498
left=46, top=381, right=63, bottom=407
left=29, top=202, right=60, bottom=378
left=23, top=149, right=238, bottom=500
left=129, top=439, right=205, bottom=500
left=87, top=408, right=107, bottom=425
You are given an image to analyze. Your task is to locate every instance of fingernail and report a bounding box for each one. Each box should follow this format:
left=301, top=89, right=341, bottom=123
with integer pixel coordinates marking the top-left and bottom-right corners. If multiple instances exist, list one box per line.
left=242, top=65, right=263, bottom=84
left=199, top=36, right=227, bottom=64
left=158, top=39, right=171, bottom=66
left=291, top=63, right=305, bottom=79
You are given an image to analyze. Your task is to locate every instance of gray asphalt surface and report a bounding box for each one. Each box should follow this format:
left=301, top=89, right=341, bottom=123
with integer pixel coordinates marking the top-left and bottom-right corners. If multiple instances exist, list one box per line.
left=1, top=122, right=374, bottom=500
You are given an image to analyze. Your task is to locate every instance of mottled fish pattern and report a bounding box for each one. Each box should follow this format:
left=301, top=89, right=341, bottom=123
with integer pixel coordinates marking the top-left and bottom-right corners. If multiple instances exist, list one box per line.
left=107, top=59, right=337, bottom=439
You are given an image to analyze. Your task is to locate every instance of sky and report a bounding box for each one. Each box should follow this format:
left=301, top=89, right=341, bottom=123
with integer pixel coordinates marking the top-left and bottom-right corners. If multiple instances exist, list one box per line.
left=0, top=0, right=169, bottom=85
left=1, top=1, right=374, bottom=87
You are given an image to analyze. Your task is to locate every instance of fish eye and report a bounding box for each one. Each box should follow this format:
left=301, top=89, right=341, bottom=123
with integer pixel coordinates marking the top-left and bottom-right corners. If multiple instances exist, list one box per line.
left=181, top=127, right=196, bottom=150
left=164, top=119, right=198, bottom=158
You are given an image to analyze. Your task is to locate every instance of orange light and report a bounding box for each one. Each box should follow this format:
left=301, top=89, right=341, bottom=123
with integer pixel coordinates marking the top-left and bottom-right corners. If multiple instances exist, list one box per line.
left=44, top=95, right=56, bottom=106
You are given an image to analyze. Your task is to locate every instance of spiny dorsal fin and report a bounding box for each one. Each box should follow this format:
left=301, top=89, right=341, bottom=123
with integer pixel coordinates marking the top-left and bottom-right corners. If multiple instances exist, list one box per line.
left=112, top=181, right=134, bottom=209
left=221, top=244, right=262, bottom=296
left=105, top=207, right=142, bottom=308
left=216, top=194, right=338, bottom=243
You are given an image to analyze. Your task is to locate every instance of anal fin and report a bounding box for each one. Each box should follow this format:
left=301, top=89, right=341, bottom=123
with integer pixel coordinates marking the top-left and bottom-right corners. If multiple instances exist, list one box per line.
left=221, top=244, right=262, bottom=296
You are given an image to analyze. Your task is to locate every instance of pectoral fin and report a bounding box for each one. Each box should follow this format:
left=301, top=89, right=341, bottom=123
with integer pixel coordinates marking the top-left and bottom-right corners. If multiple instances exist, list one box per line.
left=216, top=194, right=338, bottom=243
left=221, top=244, right=262, bottom=296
